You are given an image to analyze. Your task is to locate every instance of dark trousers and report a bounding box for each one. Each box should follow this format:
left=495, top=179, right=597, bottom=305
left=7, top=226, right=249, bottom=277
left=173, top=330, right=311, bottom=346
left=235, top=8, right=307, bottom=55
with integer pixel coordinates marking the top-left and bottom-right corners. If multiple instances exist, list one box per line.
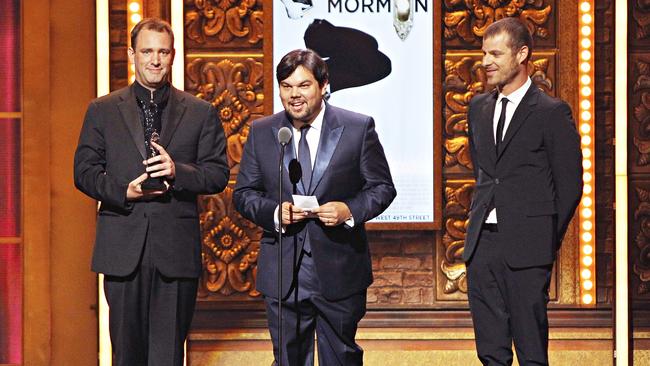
left=467, top=229, right=553, bottom=366
left=104, top=237, right=199, bottom=366
left=265, top=250, right=367, bottom=366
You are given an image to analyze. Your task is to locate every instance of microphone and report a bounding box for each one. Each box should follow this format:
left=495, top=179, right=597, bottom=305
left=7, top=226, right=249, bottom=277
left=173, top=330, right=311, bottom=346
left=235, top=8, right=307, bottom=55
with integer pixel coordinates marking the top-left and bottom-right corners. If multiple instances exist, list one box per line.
left=278, top=126, right=292, bottom=146
left=289, top=159, right=302, bottom=186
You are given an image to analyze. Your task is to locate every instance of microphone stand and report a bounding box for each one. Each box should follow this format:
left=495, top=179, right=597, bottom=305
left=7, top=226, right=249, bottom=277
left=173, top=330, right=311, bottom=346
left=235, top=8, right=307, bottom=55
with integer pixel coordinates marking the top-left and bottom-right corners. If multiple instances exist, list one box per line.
left=277, top=143, right=286, bottom=365
left=288, top=159, right=302, bottom=366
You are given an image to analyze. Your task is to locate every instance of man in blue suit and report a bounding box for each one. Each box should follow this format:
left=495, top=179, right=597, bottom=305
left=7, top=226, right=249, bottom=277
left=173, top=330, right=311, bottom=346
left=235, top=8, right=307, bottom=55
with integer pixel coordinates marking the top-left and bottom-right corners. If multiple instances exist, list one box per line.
left=234, top=49, right=396, bottom=365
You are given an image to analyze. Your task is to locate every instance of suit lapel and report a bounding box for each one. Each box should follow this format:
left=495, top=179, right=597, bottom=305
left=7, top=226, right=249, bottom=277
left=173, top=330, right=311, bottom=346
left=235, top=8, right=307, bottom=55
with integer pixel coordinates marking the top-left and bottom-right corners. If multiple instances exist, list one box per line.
left=309, top=106, right=343, bottom=195
left=117, top=86, right=146, bottom=159
left=272, top=115, right=304, bottom=195
left=160, top=87, right=187, bottom=148
left=479, top=90, right=498, bottom=170
left=497, top=84, right=538, bottom=162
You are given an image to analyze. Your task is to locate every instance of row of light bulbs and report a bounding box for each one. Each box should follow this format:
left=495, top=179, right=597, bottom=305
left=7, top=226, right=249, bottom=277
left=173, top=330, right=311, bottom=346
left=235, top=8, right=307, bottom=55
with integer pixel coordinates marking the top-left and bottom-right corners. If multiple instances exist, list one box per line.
left=578, top=0, right=596, bottom=306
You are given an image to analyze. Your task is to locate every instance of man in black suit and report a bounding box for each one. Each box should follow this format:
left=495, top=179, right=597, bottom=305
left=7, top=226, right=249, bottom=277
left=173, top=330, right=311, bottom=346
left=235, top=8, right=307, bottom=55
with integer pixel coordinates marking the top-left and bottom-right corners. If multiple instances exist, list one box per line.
left=233, top=49, right=396, bottom=365
left=74, top=18, right=229, bottom=366
left=464, top=18, right=583, bottom=365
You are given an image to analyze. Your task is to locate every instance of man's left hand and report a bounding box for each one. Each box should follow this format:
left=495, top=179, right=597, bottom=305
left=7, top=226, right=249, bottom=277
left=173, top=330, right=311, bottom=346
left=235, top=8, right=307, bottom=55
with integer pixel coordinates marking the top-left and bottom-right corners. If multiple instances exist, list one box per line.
left=145, top=140, right=176, bottom=179
left=312, top=201, right=352, bottom=227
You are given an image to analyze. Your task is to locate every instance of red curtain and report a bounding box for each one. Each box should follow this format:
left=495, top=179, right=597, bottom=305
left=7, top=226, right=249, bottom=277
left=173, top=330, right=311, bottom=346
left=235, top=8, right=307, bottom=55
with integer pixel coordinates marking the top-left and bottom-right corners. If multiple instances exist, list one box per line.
left=0, top=0, right=22, bottom=363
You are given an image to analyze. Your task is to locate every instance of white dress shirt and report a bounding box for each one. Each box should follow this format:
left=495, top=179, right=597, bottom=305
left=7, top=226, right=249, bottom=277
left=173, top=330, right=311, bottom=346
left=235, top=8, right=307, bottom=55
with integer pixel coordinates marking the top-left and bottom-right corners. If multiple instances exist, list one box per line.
left=485, top=77, right=532, bottom=224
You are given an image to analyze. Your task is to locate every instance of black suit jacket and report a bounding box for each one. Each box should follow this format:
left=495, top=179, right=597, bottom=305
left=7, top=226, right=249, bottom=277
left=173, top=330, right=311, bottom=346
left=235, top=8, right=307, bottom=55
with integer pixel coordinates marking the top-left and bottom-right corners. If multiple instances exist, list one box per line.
left=74, top=84, right=229, bottom=278
left=463, top=85, right=583, bottom=268
left=233, top=104, right=396, bottom=301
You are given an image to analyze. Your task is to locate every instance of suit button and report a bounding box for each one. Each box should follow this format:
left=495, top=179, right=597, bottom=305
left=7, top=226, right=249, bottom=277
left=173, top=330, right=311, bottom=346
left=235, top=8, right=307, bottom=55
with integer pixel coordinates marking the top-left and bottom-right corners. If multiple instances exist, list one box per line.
left=299, top=238, right=303, bottom=242
left=495, top=178, right=500, bottom=185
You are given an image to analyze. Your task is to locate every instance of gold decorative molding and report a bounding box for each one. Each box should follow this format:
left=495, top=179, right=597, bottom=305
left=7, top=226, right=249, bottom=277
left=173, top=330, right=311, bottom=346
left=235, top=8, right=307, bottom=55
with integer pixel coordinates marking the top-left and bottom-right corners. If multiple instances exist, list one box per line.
left=185, top=0, right=263, bottom=48
left=199, top=186, right=262, bottom=298
left=443, top=0, right=553, bottom=46
left=440, top=183, right=474, bottom=295
left=186, top=57, right=264, bottom=173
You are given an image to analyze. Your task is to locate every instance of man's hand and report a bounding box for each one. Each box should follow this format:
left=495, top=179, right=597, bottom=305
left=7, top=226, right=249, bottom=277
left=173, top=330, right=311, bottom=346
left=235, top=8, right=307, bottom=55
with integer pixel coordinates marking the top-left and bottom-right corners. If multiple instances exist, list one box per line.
left=312, top=201, right=352, bottom=227
left=126, top=172, right=169, bottom=200
left=281, top=201, right=309, bottom=225
left=145, top=140, right=175, bottom=179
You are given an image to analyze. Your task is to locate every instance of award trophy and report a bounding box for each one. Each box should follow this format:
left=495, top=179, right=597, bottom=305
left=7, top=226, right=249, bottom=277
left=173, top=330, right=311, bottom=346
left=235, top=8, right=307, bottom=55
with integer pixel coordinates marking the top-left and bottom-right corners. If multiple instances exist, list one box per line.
left=141, top=131, right=167, bottom=190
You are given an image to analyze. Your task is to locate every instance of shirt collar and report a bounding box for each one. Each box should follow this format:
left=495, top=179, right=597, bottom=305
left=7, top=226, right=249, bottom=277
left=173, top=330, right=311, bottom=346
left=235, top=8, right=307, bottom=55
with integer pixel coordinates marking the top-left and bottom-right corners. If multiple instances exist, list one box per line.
left=133, top=80, right=170, bottom=105
left=497, top=77, right=531, bottom=106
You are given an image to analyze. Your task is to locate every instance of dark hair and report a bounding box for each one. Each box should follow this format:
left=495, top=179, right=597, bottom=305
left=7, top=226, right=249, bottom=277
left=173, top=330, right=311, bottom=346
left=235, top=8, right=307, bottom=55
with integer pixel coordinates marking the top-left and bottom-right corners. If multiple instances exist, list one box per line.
left=276, top=49, right=329, bottom=87
left=130, top=18, right=174, bottom=50
left=484, top=17, right=533, bottom=62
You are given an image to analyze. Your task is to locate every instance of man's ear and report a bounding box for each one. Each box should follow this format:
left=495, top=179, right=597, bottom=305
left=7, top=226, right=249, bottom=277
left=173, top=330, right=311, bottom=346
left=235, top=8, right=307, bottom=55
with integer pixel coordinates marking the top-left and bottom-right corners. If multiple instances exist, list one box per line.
left=128, top=47, right=135, bottom=63
left=518, top=45, right=529, bottom=65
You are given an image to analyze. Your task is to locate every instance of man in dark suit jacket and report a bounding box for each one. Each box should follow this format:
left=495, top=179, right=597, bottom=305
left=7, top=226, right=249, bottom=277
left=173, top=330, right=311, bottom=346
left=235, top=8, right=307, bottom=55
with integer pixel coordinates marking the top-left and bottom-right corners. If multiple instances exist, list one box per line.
left=464, top=18, right=583, bottom=365
left=74, top=19, right=228, bottom=366
left=233, top=49, right=396, bottom=365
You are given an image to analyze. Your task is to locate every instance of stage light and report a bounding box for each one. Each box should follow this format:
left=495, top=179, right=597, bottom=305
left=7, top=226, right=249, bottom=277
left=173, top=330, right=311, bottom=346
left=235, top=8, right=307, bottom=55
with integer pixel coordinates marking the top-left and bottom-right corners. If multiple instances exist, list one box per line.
left=583, top=294, right=593, bottom=304
left=583, top=280, right=594, bottom=290
left=581, top=100, right=591, bottom=110
left=583, top=148, right=592, bottom=158
left=582, top=232, right=593, bottom=242
left=582, top=208, right=592, bottom=218
left=583, top=220, right=593, bottom=231
left=583, top=256, right=593, bottom=266
left=581, top=269, right=592, bottom=279
left=581, top=111, right=592, bottom=121
left=584, top=184, right=593, bottom=194
left=581, top=123, right=591, bottom=133
left=583, top=245, right=593, bottom=255
left=581, top=62, right=591, bottom=72
left=127, top=0, right=144, bottom=84
left=581, top=38, right=592, bottom=49
left=583, top=196, right=593, bottom=207
left=581, top=135, right=591, bottom=145
left=580, top=2, right=591, bottom=12
left=581, top=25, right=591, bottom=36
left=583, top=159, right=592, bottom=169
left=581, top=86, right=592, bottom=96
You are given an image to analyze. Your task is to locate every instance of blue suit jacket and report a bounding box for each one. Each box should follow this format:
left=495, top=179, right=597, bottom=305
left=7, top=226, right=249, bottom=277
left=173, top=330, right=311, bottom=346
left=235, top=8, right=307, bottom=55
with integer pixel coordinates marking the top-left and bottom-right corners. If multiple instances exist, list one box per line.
left=233, top=104, right=396, bottom=300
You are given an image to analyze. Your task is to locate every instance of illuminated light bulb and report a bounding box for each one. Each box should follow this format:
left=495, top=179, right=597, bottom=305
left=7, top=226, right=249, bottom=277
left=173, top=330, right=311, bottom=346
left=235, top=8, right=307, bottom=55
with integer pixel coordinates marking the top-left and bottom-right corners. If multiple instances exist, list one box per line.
left=583, top=294, right=593, bottom=304
left=583, top=220, right=593, bottom=231
left=582, top=232, right=593, bottom=242
left=581, top=50, right=592, bottom=61
left=581, top=100, right=591, bottom=110
left=581, top=123, right=591, bottom=134
left=129, top=75, right=136, bottom=84
left=583, top=196, right=593, bottom=207
left=581, top=38, right=592, bottom=49
left=583, top=148, right=592, bottom=157
left=581, top=269, right=592, bottom=279
left=583, top=280, right=593, bottom=291
left=582, top=14, right=593, bottom=24
left=131, top=13, right=142, bottom=24
left=583, top=256, right=593, bottom=266
left=581, top=75, right=591, bottom=85
left=582, top=208, right=592, bottom=218
left=583, top=244, right=593, bottom=255
left=584, top=184, right=593, bottom=194
left=581, top=111, right=592, bottom=121
left=581, top=62, right=591, bottom=73
left=581, top=86, right=592, bottom=96
left=581, top=135, right=592, bottom=145
left=583, top=159, right=592, bottom=169
left=128, top=2, right=140, bottom=12
left=581, top=26, right=592, bottom=36
left=581, top=2, right=591, bottom=12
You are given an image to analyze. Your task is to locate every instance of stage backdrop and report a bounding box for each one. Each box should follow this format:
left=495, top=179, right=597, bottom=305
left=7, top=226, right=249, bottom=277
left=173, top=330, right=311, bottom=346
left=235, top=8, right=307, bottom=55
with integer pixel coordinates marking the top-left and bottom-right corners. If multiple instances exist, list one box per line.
left=273, top=0, right=435, bottom=225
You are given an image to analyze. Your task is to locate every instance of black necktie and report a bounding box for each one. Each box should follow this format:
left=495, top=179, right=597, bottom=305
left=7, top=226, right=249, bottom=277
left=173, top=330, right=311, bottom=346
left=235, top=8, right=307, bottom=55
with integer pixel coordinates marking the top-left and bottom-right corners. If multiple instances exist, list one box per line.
left=495, top=97, right=509, bottom=154
left=298, top=124, right=312, bottom=192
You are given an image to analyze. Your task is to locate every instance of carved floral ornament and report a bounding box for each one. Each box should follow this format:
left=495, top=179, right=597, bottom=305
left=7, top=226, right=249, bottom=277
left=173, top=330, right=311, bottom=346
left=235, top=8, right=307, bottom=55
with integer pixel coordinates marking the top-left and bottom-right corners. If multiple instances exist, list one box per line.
left=443, top=56, right=552, bottom=171
left=444, top=0, right=551, bottom=44
left=199, top=186, right=262, bottom=297
left=634, top=186, right=650, bottom=296
left=633, top=60, right=650, bottom=167
left=185, top=0, right=263, bottom=45
left=634, top=0, right=650, bottom=40
left=187, top=57, right=264, bottom=169
left=441, top=184, right=474, bottom=294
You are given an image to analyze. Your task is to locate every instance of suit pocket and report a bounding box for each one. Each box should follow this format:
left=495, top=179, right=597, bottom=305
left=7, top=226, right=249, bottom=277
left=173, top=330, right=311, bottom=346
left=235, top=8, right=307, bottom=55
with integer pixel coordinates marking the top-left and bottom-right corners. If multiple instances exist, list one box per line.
left=526, top=200, right=557, bottom=216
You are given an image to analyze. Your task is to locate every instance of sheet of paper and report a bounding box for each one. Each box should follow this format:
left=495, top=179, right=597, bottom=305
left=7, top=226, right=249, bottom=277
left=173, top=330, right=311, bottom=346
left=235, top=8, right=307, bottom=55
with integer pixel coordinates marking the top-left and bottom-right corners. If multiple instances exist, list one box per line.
left=292, top=195, right=320, bottom=214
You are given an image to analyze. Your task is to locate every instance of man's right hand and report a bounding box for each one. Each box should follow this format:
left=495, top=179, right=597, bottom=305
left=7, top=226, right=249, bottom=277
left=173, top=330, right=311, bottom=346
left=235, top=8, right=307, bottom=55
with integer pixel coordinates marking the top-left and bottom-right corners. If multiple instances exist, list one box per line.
left=281, top=201, right=309, bottom=225
left=126, top=172, right=168, bottom=201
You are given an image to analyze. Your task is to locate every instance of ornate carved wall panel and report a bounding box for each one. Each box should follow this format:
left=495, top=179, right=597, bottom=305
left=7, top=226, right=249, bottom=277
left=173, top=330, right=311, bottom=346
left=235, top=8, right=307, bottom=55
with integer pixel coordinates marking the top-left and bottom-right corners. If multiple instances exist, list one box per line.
left=631, top=55, right=650, bottom=174
left=443, top=0, right=556, bottom=49
left=632, top=0, right=650, bottom=47
left=631, top=182, right=650, bottom=303
left=183, top=0, right=266, bottom=303
left=184, top=0, right=263, bottom=49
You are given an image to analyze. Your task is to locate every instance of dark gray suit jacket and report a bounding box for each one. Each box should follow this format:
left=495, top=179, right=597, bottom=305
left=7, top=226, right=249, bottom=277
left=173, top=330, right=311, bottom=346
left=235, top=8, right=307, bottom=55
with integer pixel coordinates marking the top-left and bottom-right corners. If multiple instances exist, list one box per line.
left=233, top=104, right=396, bottom=300
left=464, top=85, right=583, bottom=268
left=74, top=84, right=229, bottom=278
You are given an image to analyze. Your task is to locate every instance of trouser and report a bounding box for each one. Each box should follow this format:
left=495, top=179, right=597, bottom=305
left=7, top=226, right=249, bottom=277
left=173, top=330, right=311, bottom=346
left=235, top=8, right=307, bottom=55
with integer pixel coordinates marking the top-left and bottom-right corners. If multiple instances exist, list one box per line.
left=467, top=228, right=553, bottom=366
left=265, top=249, right=367, bottom=366
left=104, top=236, right=198, bottom=366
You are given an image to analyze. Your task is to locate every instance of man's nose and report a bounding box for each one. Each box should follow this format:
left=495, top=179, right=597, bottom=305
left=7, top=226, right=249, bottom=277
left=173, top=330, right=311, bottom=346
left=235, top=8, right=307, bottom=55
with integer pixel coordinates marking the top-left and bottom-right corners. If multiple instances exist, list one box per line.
left=290, top=87, right=300, bottom=97
left=151, top=53, right=161, bottom=65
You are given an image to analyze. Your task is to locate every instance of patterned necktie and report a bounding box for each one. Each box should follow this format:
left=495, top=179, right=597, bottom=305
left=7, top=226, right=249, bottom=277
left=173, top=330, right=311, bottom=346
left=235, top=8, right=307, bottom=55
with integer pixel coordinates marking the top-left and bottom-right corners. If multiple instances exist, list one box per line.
left=495, top=97, right=509, bottom=154
left=298, top=124, right=312, bottom=193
